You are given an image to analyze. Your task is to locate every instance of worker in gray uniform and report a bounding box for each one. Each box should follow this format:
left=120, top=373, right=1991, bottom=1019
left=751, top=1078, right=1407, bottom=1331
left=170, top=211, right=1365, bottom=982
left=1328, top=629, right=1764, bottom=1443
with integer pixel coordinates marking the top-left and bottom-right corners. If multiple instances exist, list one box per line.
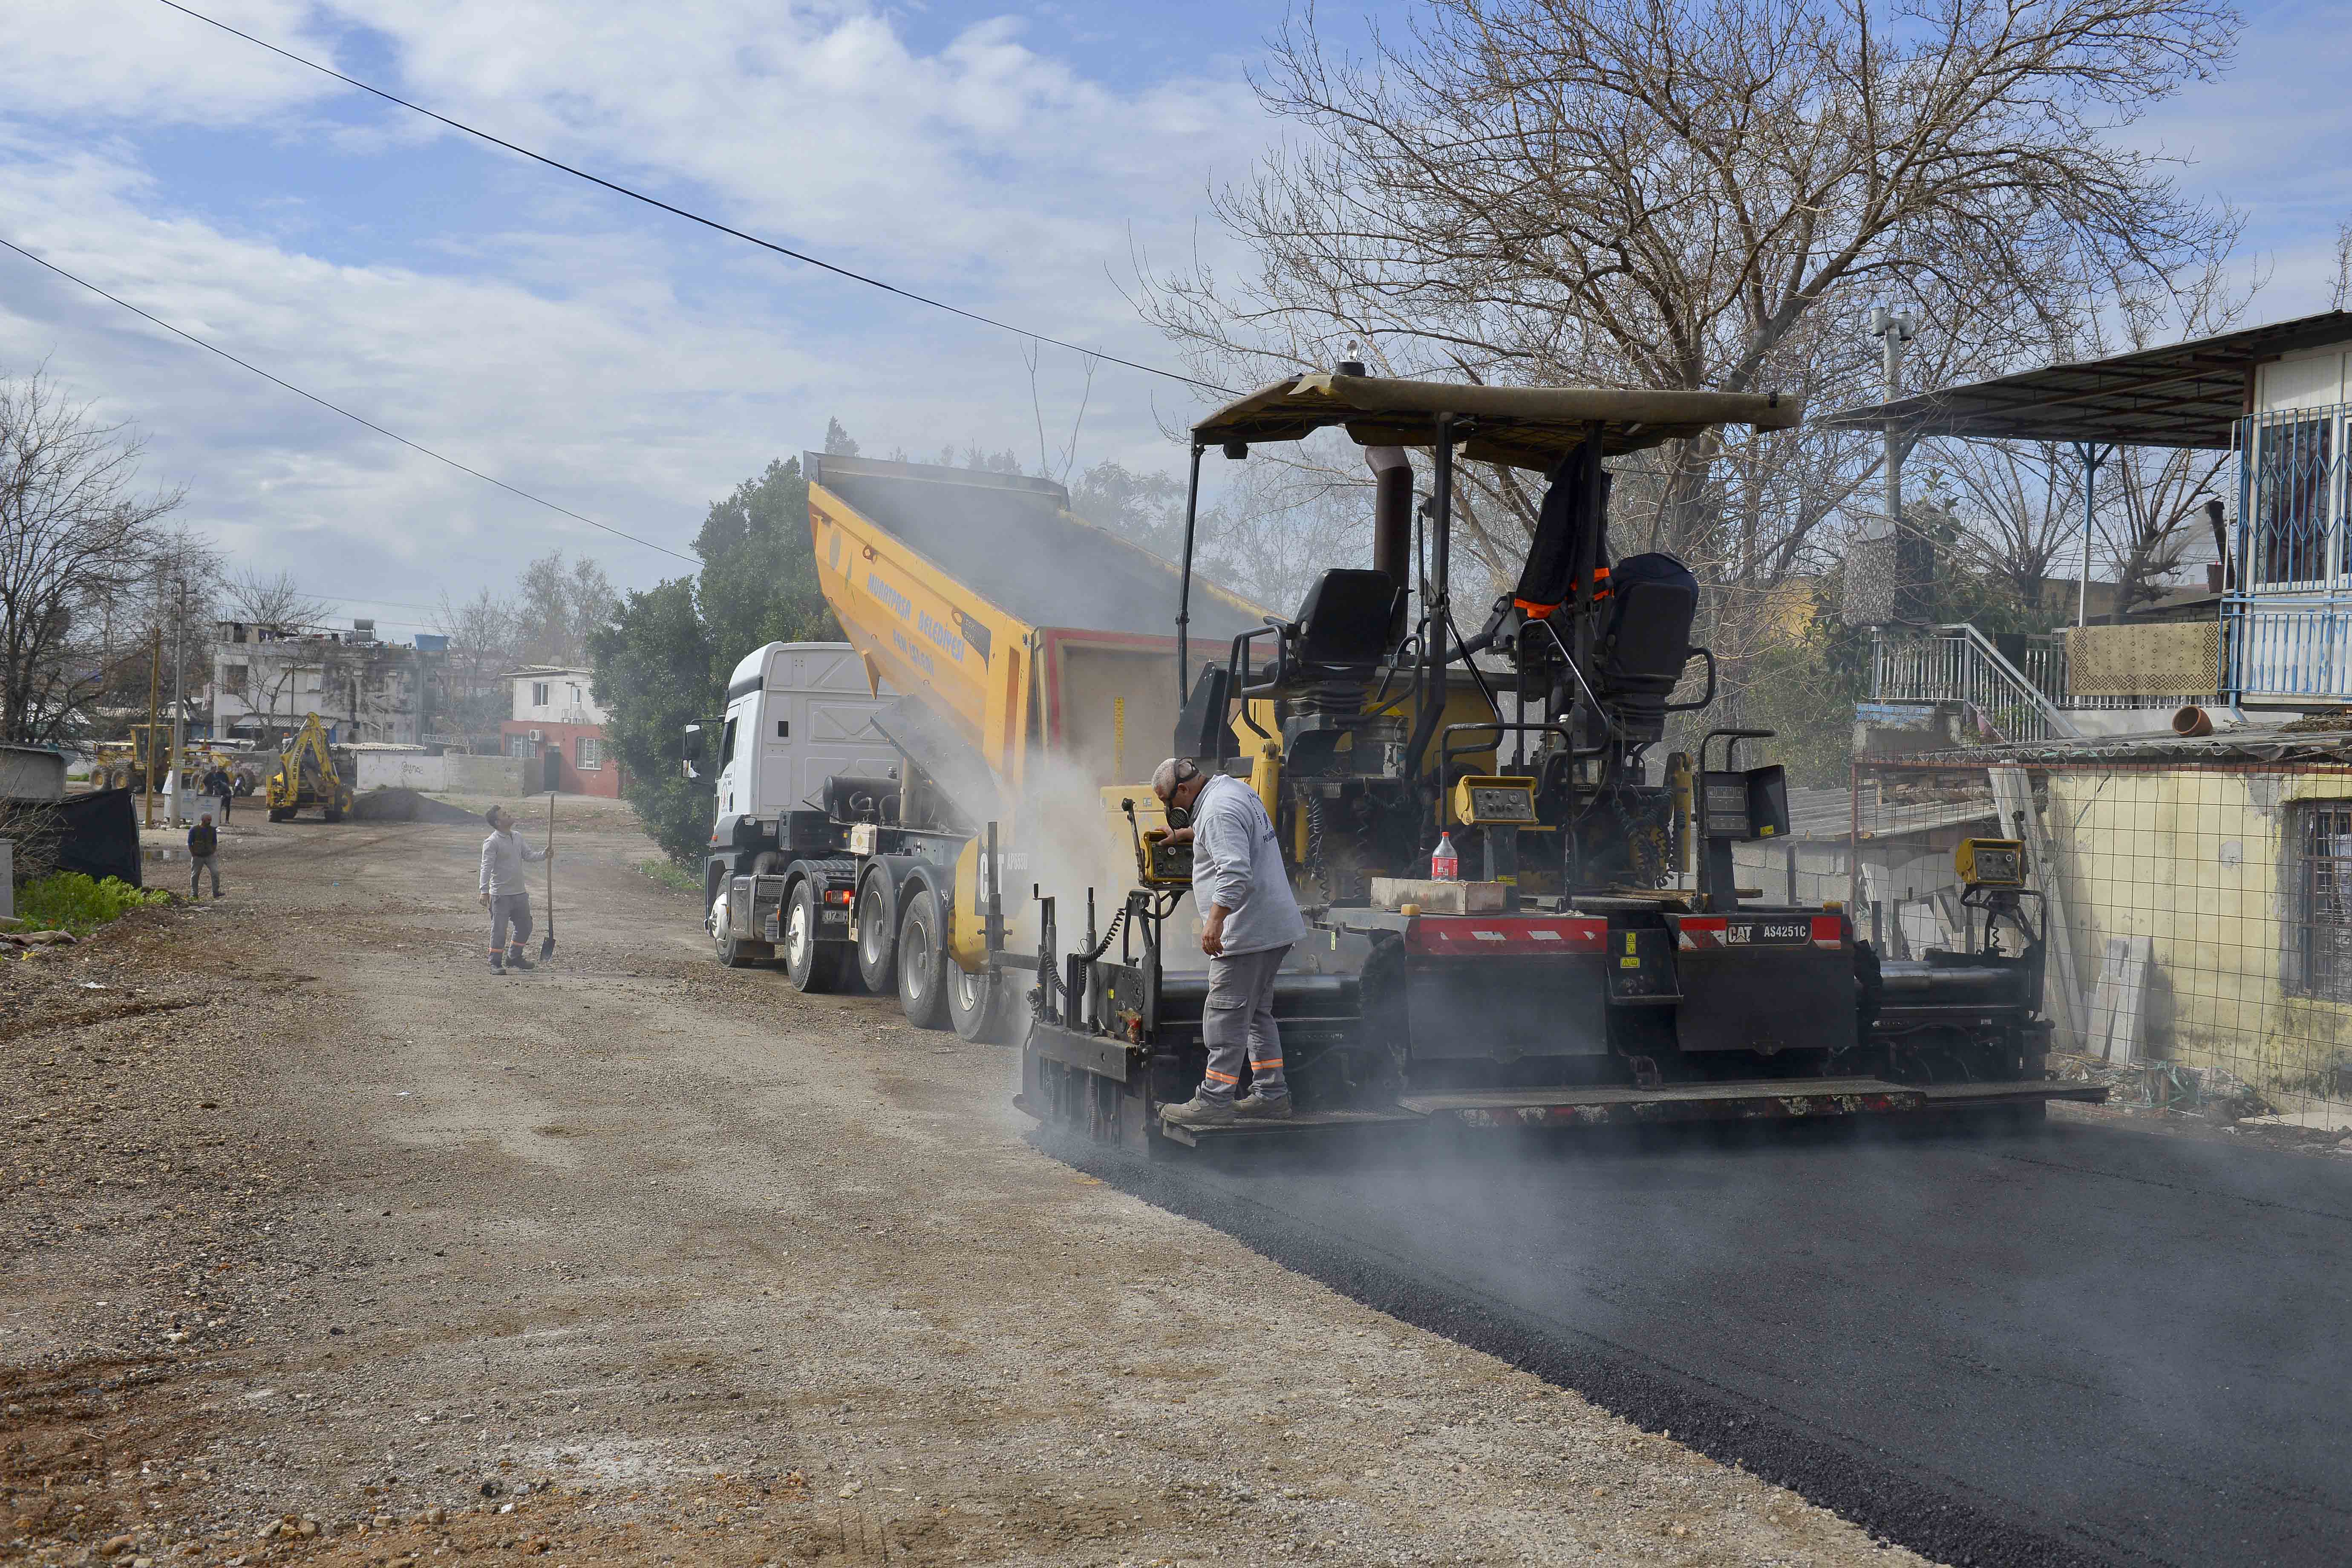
left=478, top=804, right=551, bottom=974
left=1150, top=757, right=1308, bottom=1127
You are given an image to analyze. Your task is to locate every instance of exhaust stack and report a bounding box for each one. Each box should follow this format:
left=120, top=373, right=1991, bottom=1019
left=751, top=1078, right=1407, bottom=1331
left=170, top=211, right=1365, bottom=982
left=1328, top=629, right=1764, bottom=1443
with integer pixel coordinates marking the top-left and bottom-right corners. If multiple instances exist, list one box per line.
left=1365, top=445, right=1413, bottom=636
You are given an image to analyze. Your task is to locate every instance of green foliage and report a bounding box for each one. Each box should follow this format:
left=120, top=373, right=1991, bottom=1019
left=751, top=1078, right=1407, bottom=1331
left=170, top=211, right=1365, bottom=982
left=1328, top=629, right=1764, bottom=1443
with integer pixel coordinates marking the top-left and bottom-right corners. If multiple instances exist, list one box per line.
left=693, top=457, right=839, bottom=689
left=589, top=578, right=717, bottom=868
left=595, top=449, right=865, bottom=869
left=14, top=871, right=171, bottom=935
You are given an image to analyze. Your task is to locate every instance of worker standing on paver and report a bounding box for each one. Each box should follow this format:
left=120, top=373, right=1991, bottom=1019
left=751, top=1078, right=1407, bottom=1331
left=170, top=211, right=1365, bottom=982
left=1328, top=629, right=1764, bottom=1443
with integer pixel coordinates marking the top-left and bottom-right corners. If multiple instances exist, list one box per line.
left=187, top=810, right=224, bottom=900
left=478, top=804, right=550, bottom=974
left=1150, top=756, right=1307, bottom=1127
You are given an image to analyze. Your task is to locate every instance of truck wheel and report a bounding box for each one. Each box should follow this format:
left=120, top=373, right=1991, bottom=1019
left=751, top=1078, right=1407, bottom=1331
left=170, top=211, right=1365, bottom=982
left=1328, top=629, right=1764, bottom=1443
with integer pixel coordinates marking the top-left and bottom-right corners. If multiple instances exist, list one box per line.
left=784, top=880, right=849, bottom=993
left=896, top=887, right=951, bottom=1030
left=712, top=892, right=754, bottom=968
left=948, top=962, right=1009, bottom=1043
left=855, top=873, right=897, bottom=995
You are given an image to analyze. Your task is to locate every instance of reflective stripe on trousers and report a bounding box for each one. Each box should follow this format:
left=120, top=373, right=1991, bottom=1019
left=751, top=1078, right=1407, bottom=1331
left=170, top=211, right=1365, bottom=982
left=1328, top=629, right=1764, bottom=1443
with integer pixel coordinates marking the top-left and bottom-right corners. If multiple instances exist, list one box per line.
left=1199, top=943, right=1291, bottom=1104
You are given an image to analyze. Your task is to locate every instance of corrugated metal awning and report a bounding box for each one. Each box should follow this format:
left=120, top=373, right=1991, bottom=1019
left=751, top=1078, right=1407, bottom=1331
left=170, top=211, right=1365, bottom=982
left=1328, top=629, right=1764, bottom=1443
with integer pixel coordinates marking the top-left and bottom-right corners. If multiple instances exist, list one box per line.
left=1820, top=310, right=2352, bottom=450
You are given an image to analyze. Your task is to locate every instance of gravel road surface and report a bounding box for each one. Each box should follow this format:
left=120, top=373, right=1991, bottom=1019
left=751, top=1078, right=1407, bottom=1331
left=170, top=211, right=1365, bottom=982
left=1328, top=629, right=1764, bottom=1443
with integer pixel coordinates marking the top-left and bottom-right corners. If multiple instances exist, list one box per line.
left=5, top=799, right=1931, bottom=1567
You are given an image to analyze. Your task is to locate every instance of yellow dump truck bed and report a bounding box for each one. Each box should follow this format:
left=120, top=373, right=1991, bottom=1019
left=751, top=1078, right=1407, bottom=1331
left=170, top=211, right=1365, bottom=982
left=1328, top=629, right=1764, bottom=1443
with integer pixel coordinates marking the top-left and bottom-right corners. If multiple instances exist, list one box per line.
left=806, top=453, right=1265, bottom=799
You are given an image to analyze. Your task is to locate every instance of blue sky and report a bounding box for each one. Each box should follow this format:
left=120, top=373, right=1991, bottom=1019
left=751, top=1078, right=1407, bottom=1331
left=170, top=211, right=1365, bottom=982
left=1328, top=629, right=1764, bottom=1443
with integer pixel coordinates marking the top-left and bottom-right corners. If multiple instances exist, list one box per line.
left=1, top=0, right=2344, bottom=634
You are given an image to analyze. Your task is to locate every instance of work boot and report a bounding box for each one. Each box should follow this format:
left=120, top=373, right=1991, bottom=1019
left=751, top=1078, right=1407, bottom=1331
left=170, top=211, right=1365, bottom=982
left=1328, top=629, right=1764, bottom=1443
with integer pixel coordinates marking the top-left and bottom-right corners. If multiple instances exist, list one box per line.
left=489, top=952, right=505, bottom=974
left=1234, top=1092, right=1294, bottom=1121
left=505, top=949, right=536, bottom=972
left=1160, top=1094, right=1235, bottom=1130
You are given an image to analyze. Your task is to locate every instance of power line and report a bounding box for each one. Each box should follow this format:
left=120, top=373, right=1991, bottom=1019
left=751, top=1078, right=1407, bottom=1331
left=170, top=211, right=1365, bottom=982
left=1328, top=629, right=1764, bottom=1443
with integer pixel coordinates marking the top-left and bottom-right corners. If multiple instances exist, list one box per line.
left=0, top=236, right=700, bottom=567
left=154, top=0, right=1234, bottom=398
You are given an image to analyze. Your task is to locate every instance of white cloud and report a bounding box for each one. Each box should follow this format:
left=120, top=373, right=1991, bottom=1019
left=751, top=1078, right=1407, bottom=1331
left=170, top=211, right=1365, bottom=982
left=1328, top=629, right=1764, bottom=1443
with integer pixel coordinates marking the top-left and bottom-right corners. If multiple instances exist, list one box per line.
left=0, top=0, right=340, bottom=125
left=0, top=1, right=1276, bottom=615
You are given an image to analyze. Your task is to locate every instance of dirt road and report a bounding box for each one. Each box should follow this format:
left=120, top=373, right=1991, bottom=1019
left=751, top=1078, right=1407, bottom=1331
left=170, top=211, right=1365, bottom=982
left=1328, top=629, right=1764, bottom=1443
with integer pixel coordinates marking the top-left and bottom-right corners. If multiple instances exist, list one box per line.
left=5, top=799, right=1930, bottom=1566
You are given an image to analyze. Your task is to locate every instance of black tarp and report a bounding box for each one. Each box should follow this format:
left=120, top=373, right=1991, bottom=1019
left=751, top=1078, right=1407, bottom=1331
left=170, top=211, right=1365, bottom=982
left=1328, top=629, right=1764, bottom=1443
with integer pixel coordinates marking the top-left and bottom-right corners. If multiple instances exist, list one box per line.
left=49, top=787, right=145, bottom=888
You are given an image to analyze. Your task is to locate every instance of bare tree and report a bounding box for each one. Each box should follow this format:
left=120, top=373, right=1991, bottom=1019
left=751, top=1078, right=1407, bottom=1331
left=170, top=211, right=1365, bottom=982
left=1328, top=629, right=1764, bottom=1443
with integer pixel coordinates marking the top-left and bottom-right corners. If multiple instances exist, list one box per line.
left=1135, top=0, right=2241, bottom=692
left=1928, top=439, right=2086, bottom=616
left=432, top=585, right=520, bottom=735
left=2331, top=219, right=2352, bottom=313
left=515, top=552, right=618, bottom=667
left=0, top=369, right=186, bottom=744
left=222, top=568, right=330, bottom=630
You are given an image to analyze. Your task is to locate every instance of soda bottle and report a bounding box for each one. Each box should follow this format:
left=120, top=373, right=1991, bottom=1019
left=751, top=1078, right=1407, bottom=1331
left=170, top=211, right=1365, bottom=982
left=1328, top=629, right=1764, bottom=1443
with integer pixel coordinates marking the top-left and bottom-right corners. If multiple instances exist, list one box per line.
left=1431, top=831, right=1460, bottom=881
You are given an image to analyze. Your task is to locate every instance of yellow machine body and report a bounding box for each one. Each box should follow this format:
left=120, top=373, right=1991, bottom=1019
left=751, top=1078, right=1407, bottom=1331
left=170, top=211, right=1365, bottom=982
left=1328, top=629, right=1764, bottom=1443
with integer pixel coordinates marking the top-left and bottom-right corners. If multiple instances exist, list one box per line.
left=265, top=715, right=355, bottom=822
left=1955, top=838, right=2026, bottom=888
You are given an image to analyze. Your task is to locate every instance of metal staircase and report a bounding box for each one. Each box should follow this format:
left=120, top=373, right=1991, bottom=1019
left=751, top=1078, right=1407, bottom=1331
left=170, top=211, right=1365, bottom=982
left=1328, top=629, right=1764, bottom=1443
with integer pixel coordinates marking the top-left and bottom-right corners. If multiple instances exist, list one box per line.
left=1870, top=624, right=2084, bottom=743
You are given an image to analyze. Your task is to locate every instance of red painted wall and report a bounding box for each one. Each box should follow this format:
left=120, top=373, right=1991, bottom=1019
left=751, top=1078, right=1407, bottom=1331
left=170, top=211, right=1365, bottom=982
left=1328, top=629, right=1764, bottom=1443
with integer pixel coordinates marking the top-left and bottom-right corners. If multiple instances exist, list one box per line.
left=496, top=720, right=625, bottom=798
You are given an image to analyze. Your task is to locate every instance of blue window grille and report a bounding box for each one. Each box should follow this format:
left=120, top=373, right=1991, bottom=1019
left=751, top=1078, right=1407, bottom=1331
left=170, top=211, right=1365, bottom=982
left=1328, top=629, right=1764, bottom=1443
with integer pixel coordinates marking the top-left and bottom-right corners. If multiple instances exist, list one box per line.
left=2228, top=404, right=2352, bottom=700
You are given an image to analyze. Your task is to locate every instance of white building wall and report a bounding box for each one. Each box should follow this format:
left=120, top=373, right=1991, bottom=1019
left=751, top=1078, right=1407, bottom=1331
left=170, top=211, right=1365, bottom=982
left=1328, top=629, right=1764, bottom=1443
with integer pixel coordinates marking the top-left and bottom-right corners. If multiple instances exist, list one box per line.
left=508, top=669, right=607, bottom=726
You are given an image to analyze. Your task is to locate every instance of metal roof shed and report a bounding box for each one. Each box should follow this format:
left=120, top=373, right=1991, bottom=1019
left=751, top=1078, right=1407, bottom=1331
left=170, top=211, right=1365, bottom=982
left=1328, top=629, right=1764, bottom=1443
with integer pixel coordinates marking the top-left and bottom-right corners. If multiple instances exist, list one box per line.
left=1822, top=309, right=2352, bottom=629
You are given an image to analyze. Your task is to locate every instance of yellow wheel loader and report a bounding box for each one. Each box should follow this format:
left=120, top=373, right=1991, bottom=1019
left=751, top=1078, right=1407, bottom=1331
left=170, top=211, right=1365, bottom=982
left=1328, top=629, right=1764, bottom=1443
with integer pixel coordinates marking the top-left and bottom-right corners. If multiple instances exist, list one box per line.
left=265, top=714, right=355, bottom=822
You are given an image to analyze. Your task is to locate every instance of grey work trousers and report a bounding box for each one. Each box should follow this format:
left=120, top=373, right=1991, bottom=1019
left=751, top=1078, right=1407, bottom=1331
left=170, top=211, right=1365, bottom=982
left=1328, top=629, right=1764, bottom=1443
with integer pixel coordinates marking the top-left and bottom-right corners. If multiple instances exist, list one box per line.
left=489, top=893, right=533, bottom=955
left=190, top=854, right=221, bottom=897
left=1199, top=943, right=1292, bottom=1104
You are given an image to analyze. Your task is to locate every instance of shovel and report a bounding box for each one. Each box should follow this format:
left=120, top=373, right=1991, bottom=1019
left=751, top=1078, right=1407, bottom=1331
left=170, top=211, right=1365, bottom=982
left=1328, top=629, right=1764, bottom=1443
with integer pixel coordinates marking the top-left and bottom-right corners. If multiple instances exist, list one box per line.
left=539, top=794, right=557, bottom=963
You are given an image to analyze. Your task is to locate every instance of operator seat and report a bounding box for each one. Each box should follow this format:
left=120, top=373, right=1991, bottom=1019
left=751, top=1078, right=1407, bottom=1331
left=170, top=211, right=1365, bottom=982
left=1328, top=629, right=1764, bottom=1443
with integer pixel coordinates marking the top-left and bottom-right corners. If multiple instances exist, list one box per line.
left=1593, top=552, right=1698, bottom=744
left=1262, top=568, right=1401, bottom=775
left=1288, top=568, right=1400, bottom=676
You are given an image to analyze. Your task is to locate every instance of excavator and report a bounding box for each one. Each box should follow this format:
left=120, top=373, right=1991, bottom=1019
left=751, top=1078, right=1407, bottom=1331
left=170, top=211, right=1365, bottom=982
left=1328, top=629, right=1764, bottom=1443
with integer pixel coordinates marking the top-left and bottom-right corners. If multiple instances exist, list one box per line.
left=1014, top=367, right=2101, bottom=1148
left=265, top=714, right=354, bottom=823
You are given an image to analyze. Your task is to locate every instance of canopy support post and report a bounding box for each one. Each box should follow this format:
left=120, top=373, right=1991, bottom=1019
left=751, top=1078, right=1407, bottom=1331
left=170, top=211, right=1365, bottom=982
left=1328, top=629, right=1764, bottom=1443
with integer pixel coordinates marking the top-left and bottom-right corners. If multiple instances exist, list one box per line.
left=1176, top=441, right=1204, bottom=700
left=2073, top=440, right=2113, bottom=627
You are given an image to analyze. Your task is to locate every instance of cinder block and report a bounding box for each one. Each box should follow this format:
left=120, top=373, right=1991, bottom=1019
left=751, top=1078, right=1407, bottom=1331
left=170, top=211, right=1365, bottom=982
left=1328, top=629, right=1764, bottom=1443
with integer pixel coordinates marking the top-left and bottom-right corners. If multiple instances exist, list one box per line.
left=1369, top=877, right=1507, bottom=914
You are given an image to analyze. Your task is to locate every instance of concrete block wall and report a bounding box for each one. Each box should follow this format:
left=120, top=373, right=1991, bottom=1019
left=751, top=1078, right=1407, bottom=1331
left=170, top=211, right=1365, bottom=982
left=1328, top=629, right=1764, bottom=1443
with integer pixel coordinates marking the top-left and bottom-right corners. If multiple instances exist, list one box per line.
left=443, top=753, right=527, bottom=797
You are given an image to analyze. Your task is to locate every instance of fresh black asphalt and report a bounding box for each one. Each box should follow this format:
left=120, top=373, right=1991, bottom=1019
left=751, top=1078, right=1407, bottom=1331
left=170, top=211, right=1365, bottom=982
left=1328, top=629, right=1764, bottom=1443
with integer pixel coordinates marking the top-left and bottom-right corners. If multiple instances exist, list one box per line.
left=1046, top=1114, right=2352, bottom=1568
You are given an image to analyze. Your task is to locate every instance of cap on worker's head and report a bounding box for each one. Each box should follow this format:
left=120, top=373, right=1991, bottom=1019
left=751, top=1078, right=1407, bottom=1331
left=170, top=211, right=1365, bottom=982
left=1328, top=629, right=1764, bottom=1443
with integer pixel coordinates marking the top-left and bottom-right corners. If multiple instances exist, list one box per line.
left=1151, top=757, right=1201, bottom=800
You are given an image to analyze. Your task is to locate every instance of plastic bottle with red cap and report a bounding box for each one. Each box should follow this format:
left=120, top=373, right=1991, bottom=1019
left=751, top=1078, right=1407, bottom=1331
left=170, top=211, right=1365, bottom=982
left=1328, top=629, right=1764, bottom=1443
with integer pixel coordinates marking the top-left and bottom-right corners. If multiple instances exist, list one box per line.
left=1431, top=831, right=1460, bottom=881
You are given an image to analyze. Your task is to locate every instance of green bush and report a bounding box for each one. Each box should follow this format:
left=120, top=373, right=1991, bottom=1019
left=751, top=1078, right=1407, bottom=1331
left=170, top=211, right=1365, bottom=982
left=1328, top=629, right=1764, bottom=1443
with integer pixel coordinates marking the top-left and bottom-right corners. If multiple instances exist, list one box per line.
left=14, top=872, right=172, bottom=936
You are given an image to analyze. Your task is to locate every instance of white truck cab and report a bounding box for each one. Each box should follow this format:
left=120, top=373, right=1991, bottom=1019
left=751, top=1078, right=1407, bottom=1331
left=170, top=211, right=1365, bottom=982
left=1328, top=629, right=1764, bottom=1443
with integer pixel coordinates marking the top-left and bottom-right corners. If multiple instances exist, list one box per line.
left=702, top=642, right=894, bottom=914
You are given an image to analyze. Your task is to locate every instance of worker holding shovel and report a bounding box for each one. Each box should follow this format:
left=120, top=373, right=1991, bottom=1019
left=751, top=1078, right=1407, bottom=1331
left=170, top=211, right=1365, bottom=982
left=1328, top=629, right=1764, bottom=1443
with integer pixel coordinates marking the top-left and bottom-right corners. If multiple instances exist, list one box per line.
left=478, top=804, right=552, bottom=974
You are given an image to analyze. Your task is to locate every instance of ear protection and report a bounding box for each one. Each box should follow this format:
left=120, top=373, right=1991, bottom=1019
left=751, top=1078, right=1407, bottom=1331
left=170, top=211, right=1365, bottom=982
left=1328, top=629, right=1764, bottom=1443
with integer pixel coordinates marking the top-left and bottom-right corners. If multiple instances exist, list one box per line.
left=1172, top=758, right=1200, bottom=784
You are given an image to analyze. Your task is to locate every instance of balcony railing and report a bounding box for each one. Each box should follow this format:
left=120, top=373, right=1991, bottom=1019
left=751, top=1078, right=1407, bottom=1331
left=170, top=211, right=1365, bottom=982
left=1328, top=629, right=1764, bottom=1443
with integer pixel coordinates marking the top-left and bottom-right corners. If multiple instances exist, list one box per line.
left=1870, top=625, right=2083, bottom=742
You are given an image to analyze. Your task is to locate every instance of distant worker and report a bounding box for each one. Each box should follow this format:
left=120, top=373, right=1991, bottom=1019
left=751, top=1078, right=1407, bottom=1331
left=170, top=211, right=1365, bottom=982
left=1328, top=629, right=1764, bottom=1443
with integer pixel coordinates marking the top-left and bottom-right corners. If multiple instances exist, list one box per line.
left=1150, top=756, right=1308, bottom=1127
left=478, top=804, right=550, bottom=974
left=201, top=761, right=235, bottom=824
left=188, top=810, right=223, bottom=900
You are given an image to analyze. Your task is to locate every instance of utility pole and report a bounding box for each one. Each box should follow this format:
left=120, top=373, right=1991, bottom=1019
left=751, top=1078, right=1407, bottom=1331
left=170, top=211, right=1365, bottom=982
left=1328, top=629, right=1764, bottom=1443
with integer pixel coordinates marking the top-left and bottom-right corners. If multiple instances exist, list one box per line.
left=1871, top=306, right=1920, bottom=612
left=142, top=622, right=162, bottom=829
left=1842, top=306, right=1924, bottom=630
left=169, top=578, right=188, bottom=825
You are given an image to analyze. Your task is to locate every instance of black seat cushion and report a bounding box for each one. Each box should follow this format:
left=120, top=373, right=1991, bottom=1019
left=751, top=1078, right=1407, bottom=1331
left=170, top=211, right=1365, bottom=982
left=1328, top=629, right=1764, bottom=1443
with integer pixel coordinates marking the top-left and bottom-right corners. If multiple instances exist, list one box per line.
left=1292, top=568, right=1399, bottom=669
left=1598, top=553, right=1697, bottom=687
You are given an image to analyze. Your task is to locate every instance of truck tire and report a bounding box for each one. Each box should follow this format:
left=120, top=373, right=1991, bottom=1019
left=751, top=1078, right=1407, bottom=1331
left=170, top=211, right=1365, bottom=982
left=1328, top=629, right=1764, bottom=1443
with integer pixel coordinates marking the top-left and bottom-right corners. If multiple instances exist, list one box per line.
left=712, top=891, right=755, bottom=968
left=947, top=961, right=1010, bottom=1043
left=783, top=879, right=850, bottom=993
left=896, top=886, right=951, bottom=1030
left=855, top=872, right=897, bottom=995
